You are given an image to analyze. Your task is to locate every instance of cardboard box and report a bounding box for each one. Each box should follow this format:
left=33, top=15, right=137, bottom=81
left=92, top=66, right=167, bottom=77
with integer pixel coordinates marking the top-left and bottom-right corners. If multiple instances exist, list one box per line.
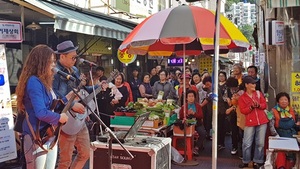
left=90, top=136, right=171, bottom=169
left=173, top=125, right=195, bottom=137
left=142, top=119, right=162, bottom=128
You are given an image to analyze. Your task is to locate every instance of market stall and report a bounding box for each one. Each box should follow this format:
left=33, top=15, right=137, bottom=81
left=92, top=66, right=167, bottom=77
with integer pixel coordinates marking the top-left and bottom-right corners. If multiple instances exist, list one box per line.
left=110, top=98, right=179, bottom=136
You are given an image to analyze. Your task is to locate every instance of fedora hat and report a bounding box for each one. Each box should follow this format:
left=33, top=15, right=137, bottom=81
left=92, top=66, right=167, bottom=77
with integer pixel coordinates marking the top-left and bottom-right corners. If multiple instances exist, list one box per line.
left=55, top=40, right=78, bottom=54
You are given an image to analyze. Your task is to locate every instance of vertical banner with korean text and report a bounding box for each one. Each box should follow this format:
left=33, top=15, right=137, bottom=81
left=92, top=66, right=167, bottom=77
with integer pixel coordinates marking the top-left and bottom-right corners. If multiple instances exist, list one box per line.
left=291, top=72, right=300, bottom=115
left=0, top=44, right=17, bottom=163
left=291, top=93, right=300, bottom=115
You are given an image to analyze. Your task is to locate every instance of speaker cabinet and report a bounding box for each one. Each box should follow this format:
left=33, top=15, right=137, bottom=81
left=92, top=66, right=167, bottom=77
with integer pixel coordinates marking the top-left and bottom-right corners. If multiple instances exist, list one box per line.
left=90, top=137, right=171, bottom=169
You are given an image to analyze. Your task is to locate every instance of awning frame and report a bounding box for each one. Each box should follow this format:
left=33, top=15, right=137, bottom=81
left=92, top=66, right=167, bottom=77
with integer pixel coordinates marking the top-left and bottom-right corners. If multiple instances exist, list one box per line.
left=267, top=0, right=300, bottom=8
left=12, top=0, right=133, bottom=41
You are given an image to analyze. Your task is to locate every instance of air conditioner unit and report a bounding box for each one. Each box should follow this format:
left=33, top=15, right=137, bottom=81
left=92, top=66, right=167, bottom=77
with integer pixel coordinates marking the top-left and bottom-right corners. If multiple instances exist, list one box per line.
left=90, top=137, right=171, bottom=169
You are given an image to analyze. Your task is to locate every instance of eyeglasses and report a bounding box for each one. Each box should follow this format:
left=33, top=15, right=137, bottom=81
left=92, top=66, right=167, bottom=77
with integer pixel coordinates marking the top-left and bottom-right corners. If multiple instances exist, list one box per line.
left=70, top=56, right=77, bottom=61
left=64, top=54, right=77, bottom=61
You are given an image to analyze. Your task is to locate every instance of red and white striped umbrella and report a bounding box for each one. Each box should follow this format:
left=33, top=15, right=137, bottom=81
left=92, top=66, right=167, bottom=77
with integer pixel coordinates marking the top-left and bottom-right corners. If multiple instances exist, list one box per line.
left=119, top=5, right=250, bottom=56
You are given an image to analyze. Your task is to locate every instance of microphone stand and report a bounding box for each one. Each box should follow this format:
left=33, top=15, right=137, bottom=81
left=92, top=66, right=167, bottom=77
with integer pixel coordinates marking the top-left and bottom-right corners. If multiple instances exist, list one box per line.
left=87, top=64, right=103, bottom=135
left=69, top=72, right=134, bottom=169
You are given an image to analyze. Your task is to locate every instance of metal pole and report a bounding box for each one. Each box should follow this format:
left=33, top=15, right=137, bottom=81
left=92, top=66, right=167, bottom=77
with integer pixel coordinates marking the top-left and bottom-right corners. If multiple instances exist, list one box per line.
left=212, top=0, right=221, bottom=168
left=183, top=44, right=187, bottom=161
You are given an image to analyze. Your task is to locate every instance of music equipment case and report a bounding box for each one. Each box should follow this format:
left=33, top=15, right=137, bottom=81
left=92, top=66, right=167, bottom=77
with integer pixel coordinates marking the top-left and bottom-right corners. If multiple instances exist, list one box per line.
left=90, top=137, right=171, bottom=169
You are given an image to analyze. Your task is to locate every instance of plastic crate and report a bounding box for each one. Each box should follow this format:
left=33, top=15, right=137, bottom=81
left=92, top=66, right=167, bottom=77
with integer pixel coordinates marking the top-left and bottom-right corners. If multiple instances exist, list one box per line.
left=173, top=125, right=195, bottom=137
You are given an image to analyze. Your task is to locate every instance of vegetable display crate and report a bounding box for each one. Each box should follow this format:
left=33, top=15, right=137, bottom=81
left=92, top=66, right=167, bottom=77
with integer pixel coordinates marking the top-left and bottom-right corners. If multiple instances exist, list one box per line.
left=110, top=116, right=135, bottom=126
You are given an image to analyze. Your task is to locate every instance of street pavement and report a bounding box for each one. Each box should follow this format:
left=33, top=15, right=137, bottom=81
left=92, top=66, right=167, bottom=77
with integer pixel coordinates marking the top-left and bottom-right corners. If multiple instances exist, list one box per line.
left=2, top=135, right=252, bottom=169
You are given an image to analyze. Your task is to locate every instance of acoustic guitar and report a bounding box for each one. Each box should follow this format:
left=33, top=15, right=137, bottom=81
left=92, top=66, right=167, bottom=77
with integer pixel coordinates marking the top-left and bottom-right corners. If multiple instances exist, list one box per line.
left=61, top=69, right=119, bottom=135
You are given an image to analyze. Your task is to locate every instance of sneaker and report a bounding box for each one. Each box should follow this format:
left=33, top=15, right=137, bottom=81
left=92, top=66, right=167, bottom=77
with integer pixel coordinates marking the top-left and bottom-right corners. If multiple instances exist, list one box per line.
left=253, top=163, right=264, bottom=169
left=238, top=155, right=243, bottom=160
left=218, top=145, right=225, bottom=151
left=238, top=163, right=248, bottom=168
left=231, top=148, right=237, bottom=155
left=193, top=149, right=199, bottom=156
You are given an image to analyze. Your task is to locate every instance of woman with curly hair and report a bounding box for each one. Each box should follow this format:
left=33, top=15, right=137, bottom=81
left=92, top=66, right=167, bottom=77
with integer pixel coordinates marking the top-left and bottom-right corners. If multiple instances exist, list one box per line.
left=16, top=45, right=71, bottom=169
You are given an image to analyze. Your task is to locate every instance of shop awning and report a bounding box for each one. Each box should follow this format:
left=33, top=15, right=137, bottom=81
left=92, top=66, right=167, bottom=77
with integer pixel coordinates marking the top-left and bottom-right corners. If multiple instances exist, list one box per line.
left=267, top=0, right=300, bottom=8
left=219, top=56, right=233, bottom=64
left=23, top=0, right=132, bottom=40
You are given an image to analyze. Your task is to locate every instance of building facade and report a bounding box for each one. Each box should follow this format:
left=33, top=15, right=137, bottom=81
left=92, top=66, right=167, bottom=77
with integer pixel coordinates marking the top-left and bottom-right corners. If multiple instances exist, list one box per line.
left=257, top=0, right=300, bottom=110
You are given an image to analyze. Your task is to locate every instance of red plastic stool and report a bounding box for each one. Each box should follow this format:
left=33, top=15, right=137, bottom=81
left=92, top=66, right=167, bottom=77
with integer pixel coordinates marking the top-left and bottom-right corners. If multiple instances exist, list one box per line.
left=172, top=136, right=193, bottom=160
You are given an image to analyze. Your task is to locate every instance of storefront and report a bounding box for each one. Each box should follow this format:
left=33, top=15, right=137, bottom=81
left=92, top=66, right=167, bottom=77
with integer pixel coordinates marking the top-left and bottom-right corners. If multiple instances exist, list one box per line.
left=1, top=0, right=137, bottom=90
left=262, top=0, right=300, bottom=107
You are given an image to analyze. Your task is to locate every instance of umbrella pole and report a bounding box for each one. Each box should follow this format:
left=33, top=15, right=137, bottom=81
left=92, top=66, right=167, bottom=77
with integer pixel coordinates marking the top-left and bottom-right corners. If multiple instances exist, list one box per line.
left=183, top=44, right=187, bottom=161
left=212, top=0, right=221, bottom=169
left=175, top=44, right=198, bottom=166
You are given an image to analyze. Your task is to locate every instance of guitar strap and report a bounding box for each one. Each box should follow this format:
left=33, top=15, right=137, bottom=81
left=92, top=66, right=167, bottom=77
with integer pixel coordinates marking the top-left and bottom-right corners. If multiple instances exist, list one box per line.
left=24, top=110, right=58, bottom=152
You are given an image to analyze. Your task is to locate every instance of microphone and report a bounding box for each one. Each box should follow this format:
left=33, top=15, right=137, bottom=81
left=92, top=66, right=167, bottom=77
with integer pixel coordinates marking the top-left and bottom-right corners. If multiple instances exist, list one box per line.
left=53, top=68, right=76, bottom=82
left=79, top=58, right=98, bottom=67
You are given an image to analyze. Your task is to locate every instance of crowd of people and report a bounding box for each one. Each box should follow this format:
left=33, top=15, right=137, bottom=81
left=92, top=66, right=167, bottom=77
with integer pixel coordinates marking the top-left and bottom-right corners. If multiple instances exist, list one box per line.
left=14, top=40, right=300, bottom=169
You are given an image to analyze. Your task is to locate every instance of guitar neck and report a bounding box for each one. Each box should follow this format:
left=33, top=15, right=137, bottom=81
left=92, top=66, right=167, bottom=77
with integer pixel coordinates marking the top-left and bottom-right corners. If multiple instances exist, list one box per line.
left=62, top=94, right=77, bottom=114
left=82, top=76, right=114, bottom=103
left=82, top=86, right=102, bottom=103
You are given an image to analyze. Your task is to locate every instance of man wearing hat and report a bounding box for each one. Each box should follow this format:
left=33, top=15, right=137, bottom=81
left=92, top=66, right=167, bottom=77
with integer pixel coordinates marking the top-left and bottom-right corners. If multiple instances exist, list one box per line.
left=52, top=40, right=90, bottom=169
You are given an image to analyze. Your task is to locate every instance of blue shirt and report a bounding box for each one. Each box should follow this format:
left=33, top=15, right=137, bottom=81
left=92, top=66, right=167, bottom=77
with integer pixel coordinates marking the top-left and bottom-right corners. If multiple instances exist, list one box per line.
left=188, top=103, right=196, bottom=112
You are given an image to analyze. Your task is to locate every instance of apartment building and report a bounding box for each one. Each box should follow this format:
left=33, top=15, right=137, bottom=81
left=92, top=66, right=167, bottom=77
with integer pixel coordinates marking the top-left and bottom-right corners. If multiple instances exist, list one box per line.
left=227, top=2, right=256, bottom=26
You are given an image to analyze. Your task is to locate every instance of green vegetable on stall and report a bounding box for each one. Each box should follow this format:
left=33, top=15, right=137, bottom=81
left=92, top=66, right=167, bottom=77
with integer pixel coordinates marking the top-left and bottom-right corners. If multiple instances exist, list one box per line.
left=133, top=102, right=144, bottom=110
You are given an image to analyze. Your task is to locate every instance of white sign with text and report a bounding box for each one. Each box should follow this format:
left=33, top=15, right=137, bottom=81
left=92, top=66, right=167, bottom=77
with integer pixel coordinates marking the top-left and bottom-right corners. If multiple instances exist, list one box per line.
left=265, top=20, right=284, bottom=45
left=0, top=21, right=22, bottom=43
left=0, top=44, right=17, bottom=163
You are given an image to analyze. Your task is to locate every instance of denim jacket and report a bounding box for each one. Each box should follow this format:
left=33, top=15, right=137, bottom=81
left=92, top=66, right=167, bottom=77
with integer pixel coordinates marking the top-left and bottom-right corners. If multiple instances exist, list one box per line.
left=53, top=61, right=81, bottom=98
left=52, top=61, right=96, bottom=98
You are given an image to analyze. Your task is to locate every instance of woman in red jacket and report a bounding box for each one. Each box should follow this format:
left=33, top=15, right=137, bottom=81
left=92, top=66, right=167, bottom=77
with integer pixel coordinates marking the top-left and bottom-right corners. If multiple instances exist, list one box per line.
left=238, top=76, right=269, bottom=169
left=179, top=90, right=206, bottom=156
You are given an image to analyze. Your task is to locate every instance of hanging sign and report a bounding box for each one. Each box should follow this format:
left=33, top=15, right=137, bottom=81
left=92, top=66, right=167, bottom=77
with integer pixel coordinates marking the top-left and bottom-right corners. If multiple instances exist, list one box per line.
left=117, top=49, right=137, bottom=64
left=291, top=72, right=300, bottom=92
left=291, top=93, right=300, bottom=115
left=0, top=44, right=17, bottom=163
left=167, top=57, right=183, bottom=66
left=0, top=21, right=22, bottom=43
left=265, top=20, right=284, bottom=45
